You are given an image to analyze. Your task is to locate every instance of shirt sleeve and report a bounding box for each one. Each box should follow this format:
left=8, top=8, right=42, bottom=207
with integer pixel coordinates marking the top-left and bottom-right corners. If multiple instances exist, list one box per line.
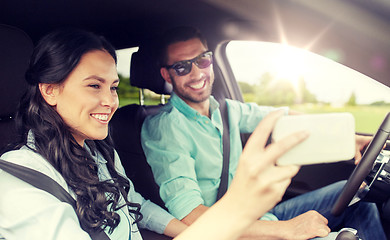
left=0, top=151, right=91, bottom=240
left=113, top=151, right=175, bottom=234
left=226, top=99, right=289, bottom=133
left=141, top=113, right=205, bottom=220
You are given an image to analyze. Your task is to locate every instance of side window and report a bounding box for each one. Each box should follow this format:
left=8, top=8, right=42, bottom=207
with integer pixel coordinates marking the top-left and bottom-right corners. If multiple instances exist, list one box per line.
left=226, top=41, right=390, bottom=134
left=116, top=47, right=165, bottom=106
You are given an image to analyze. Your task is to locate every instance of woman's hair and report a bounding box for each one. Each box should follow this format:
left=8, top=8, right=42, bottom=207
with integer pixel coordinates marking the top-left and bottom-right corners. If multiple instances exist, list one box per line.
left=14, top=28, right=142, bottom=233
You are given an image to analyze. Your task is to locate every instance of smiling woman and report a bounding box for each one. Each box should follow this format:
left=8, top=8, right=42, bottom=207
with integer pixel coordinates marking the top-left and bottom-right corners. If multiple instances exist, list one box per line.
left=0, top=28, right=171, bottom=240
left=40, top=50, right=120, bottom=146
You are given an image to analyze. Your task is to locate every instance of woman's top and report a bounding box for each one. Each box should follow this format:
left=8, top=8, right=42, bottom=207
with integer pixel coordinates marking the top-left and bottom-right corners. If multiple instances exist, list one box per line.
left=0, top=132, right=174, bottom=240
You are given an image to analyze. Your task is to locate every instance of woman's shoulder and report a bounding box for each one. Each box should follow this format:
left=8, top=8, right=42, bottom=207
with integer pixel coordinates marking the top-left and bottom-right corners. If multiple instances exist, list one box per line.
left=0, top=146, right=71, bottom=193
left=2, top=146, right=51, bottom=171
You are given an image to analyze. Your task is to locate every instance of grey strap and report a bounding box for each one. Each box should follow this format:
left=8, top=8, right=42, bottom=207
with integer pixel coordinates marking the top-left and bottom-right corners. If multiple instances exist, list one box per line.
left=0, top=159, right=110, bottom=240
left=216, top=99, right=230, bottom=201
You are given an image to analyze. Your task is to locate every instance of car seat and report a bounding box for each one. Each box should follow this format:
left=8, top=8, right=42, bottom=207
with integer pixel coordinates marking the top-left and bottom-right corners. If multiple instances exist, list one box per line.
left=110, top=41, right=173, bottom=240
left=0, top=24, right=33, bottom=152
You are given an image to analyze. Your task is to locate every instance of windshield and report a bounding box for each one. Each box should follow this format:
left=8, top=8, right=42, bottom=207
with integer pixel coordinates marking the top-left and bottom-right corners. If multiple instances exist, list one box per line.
left=226, top=41, right=390, bottom=134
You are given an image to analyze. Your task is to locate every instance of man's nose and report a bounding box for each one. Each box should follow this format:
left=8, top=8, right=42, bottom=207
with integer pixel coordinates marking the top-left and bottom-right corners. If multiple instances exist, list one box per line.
left=189, top=62, right=203, bottom=79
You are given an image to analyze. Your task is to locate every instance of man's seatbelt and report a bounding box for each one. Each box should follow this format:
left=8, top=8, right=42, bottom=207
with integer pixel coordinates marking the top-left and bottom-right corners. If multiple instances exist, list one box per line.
left=216, top=99, right=230, bottom=201
left=0, top=159, right=110, bottom=240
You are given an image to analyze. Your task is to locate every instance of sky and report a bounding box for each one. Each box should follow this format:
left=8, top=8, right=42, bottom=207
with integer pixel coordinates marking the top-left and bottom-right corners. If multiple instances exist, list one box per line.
left=226, top=41, right=390, bottom=105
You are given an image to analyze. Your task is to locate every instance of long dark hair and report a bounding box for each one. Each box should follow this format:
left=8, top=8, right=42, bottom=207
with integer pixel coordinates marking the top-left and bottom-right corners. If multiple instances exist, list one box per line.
left=13, top=28, right=142, bottom=233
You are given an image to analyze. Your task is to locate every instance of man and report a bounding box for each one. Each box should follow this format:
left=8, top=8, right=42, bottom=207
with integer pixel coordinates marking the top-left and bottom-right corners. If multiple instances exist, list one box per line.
left=141, top=26, right=386, bottom=239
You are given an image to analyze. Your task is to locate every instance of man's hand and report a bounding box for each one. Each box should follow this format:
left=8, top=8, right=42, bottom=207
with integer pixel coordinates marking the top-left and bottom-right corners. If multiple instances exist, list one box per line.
left=279, top=210, right=331, bottom=240
left=354, top=134, right=388, bottom=165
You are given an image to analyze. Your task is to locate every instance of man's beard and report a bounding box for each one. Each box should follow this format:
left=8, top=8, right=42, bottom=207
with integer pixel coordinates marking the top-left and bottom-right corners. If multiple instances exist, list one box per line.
left=170, top=74, right=213, bottom=104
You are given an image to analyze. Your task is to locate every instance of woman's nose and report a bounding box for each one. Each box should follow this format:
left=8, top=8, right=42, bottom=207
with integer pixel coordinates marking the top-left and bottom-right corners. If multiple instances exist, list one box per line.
left=101, top=89, right=118, bottom=107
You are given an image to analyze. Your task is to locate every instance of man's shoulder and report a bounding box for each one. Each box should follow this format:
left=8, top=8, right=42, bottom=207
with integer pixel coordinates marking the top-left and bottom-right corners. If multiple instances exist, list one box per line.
left=142, top=103, right=185, bottom=136
left=144, top=103, right=180, bottom=123
left=225, top=98, right=244, bottom=106
left=224, top=98, right=255, bottom=112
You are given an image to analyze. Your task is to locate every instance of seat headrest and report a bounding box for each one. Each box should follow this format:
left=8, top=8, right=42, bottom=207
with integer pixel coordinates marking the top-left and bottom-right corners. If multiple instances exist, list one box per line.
left=0, top=24, right=33, bottom=119
left=130, top=42, right=172, bottom=95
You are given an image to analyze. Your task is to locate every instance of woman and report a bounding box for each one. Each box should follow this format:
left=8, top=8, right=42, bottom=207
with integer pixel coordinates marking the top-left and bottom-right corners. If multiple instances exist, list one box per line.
left=0, top=28, right=303, bottom=240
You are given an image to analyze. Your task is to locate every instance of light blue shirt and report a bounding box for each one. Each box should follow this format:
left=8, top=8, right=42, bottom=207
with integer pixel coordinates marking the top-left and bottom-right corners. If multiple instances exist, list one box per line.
left=141, top=93, right=286, bottom=220
left=0, top=132, right=174, bottom=240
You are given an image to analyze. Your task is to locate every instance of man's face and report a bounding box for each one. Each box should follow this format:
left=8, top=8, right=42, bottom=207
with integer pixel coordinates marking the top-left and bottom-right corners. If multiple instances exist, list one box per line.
left=162, top=38, right=214, bottom=106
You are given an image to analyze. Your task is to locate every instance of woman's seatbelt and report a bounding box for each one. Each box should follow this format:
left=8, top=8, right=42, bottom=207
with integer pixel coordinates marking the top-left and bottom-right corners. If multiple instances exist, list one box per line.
left=0, top=159, right=110, bottom=240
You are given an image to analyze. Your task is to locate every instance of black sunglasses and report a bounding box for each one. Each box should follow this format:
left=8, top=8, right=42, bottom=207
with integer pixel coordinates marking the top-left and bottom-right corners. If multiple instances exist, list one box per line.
left=165, top=51, right=213, bottom=76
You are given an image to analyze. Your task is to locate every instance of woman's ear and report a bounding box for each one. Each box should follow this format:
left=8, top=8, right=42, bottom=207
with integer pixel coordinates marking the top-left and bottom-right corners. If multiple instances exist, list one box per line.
left=39, top=83, right=58, bottom=106
left=160, top=67, right=172, bottom=84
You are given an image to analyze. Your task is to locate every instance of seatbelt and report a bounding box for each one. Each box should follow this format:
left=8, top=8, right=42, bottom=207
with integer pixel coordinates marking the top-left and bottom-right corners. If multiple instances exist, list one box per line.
left=216, top=99, right=230, bottom=201
left=0, top=159, right=110, bottom=240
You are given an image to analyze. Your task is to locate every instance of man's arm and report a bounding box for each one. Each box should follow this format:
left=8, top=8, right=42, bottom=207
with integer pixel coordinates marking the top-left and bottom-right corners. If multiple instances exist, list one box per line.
left=181, top=204, right=209, bottom=225
left=181, top=204, right=330, bottom=239
left=141, top=113, right=206, bottom=219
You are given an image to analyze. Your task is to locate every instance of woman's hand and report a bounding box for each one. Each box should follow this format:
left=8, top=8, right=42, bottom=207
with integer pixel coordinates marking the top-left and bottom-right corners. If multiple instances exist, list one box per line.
left=174, top=110, right=308, bottom=240
left=225, top=110, right=307, bottom=222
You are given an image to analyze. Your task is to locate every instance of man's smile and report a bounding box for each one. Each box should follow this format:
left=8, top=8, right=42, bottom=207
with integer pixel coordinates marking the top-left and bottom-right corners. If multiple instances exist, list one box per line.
left=189, top=79, right=206, bottom=90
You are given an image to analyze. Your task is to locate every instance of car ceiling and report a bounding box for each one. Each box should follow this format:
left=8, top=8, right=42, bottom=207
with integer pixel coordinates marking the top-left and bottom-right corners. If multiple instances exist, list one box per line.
left=1, top=0, right=390, bottom=87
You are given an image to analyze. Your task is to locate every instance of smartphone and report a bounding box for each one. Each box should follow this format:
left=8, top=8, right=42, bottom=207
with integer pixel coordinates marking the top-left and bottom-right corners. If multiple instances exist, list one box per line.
left=272, top=113, right=356, bottom=165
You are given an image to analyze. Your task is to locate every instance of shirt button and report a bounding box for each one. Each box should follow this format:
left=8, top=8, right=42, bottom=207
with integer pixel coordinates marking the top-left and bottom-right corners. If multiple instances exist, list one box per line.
left=205, top=121, right=209, bottom=124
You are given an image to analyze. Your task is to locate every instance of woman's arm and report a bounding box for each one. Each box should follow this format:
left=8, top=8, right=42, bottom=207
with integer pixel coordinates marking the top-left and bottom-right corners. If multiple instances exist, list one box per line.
left=163, top=218, right=188, bottom=237
left=173, top=110, right=306, bottom=240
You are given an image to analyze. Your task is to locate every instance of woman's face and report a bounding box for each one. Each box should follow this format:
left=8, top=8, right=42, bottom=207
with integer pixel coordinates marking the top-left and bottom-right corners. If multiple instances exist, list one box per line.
left=41, top=50, right=119, bottom=146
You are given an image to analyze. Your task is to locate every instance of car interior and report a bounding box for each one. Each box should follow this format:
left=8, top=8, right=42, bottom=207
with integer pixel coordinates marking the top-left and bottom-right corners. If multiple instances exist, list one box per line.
left=1, top=1, right=390, bottom=239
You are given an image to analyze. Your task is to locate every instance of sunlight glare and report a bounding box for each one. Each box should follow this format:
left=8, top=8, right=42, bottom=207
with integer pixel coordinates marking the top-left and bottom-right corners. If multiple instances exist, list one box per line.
left=272, top=45, right=309, bottom=89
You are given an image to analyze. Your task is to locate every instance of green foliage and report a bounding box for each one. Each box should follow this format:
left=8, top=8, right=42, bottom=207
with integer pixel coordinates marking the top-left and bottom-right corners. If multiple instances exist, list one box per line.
left=237, top=81, right=255, bottom=94
left=239, top=72, right=318, bottom=106
left=371, top=101, right=390, bottom=106
left=347, top=92, right=356, bottom=106
left=298, top=78, right=317, bottom=104
left=117, top=74, right=139, bottom=99
left=239, top=72, right=390, bottom=134
left=117, top=73, right=141, bottom=106
left=255, top=78, right=296, bottom=105
left=291, top=104, right=389, bottom=134
left=117, top=74, right=167, bottom=107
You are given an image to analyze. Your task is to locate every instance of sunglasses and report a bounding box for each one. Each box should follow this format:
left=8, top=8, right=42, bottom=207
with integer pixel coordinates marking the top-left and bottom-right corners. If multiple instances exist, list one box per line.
left=165, top=51, right=213, bottom=76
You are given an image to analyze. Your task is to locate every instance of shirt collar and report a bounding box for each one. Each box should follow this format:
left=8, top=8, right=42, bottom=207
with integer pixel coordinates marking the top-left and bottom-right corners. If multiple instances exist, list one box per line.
left=169, top=92, right=220, bottom=120
left=84, top=143, right=107, bottom=164
left=26, top=130, right=36, bottom=149
left=26, top=130, right=106, bottom=165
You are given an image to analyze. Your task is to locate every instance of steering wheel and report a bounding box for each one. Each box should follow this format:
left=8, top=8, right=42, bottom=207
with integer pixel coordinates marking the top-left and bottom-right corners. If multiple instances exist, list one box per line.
left=331, top=112, right=390, bottom=216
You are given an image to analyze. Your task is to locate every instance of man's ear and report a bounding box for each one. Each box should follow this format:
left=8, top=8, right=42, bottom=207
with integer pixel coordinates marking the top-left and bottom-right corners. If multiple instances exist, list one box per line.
left=39, top=83, right=58, bottom=106
left=160, top=67, right=172, bottom=84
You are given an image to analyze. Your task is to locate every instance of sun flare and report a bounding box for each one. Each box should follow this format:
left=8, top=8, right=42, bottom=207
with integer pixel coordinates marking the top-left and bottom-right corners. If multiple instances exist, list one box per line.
left=271, top=45, right=309, bottom=89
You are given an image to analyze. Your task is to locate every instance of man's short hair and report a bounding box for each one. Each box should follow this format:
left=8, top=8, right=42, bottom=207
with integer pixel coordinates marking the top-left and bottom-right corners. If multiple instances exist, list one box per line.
left=158, top=26, right=208, bottom=67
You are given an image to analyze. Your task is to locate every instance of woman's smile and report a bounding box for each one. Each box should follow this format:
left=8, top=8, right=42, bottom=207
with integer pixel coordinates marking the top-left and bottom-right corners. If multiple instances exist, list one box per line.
left=90, top=113, right=110, bottom=123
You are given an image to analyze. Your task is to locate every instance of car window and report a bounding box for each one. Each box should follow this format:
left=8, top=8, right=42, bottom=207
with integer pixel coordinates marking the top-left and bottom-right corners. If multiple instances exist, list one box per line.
left=226, top=41, right=390, bottom=134
left=116, top=47, right=165, bottom=106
